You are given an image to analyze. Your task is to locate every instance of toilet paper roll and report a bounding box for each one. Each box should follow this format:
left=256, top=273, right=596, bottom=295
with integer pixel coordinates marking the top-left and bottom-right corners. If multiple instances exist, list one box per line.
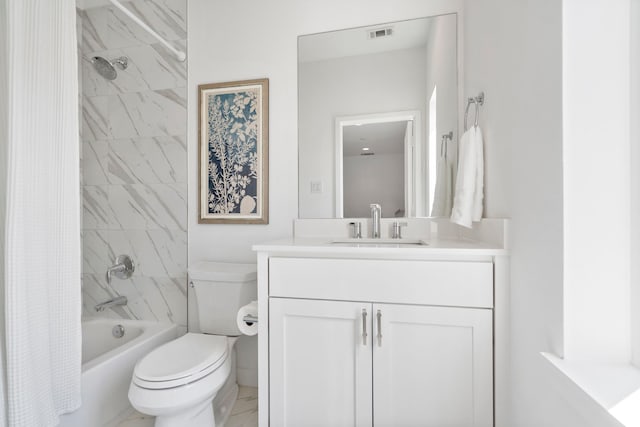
left=236, top=300, right=258, bottom=336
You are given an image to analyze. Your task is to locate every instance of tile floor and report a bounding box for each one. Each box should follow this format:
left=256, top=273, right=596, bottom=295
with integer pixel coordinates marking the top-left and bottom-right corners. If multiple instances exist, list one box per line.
left=116, top=386, right=258, bottom=427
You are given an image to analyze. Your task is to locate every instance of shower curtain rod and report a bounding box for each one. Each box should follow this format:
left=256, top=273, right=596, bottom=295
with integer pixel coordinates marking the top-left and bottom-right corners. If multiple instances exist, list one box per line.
left=109, top=0, right=186, bottom=62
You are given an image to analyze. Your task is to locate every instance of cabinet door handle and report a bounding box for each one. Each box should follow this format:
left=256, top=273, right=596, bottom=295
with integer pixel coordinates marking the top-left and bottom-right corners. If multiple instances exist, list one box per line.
left=362, top=308, right=368, bottom=346
left=377, top=310, right=382, bottom=347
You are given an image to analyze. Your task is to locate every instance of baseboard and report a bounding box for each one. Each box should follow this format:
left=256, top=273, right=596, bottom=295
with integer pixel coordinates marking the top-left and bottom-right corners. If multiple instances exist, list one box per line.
left=237, top=367, right=258, bottom=387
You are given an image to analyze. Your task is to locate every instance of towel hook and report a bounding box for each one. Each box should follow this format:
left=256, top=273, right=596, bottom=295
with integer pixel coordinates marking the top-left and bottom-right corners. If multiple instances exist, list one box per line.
left=464, top=92, right=485, bottom=131
left=474, top=92, right=484, bottom=127
left=441, top=131, right=454, bottom=158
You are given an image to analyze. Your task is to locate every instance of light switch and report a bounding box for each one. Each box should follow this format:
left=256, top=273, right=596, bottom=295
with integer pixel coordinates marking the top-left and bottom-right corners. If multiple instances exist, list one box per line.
left=310, top=181, right=323, bottom=194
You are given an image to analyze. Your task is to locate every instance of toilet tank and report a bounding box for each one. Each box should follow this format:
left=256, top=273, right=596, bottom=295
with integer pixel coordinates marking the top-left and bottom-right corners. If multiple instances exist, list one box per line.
left=188, top=261, right=257, bottom=336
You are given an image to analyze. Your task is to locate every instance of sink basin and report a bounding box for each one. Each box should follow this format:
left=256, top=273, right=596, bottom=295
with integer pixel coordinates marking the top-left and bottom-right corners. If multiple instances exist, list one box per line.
left=330, top=238, right=429, bottom=247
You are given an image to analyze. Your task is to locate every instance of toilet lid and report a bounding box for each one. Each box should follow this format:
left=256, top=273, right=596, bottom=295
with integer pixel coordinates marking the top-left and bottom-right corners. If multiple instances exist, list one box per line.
left=133, top=333, right=228, bottom=389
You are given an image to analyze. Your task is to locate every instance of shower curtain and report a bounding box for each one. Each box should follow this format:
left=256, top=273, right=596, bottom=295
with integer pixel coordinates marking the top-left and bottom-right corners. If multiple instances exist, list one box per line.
left=1, top=1, right=82, bottom=426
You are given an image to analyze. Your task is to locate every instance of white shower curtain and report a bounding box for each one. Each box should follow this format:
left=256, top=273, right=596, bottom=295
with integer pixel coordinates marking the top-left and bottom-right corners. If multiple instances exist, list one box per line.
left=1, top=1, right=82, bottom=426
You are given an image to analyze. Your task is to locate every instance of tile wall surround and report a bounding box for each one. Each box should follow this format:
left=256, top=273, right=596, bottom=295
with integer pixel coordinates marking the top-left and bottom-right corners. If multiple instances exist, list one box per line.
left=78, top=0, right=188, bottom=328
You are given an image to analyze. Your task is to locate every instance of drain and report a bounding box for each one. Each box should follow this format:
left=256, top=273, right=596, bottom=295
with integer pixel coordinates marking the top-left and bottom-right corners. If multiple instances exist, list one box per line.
left=112, top=324, right=125, bottom=338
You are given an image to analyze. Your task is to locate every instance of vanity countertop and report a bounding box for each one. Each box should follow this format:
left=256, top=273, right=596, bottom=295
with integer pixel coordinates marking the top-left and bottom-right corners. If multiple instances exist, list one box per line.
left=253, top=237, right=508, bottom=258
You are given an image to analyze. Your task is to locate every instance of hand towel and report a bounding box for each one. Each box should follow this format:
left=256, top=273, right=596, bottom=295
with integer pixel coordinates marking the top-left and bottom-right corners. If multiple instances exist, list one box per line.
left=451, top=126, right=484, bottom=228
left=431, top=151, right=453, bottom=217
left=472, top=127, right=484, bottom=221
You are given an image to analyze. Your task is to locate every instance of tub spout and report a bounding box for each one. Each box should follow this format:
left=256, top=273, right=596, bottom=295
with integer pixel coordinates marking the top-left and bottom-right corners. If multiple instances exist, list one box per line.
left=95, top=295, right=128, bottom=312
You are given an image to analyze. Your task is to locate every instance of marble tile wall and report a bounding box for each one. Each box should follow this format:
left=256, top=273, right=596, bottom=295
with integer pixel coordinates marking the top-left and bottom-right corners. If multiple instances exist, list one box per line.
left=79, top=0, right=188, bottom=328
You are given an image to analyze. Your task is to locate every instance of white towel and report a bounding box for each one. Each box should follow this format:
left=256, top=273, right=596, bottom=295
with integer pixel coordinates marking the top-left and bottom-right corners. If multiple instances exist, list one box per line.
left=451, top=126, right=484, bottom=228
left=430, top=152, right=453, bottom=217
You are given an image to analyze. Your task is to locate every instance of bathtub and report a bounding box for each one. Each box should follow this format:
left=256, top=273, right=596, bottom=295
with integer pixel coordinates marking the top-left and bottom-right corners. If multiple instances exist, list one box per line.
left=59, top=318, right=178, bottom=427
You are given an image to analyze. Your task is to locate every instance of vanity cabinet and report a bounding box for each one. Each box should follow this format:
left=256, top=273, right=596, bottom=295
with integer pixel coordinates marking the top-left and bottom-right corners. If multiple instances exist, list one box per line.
left=269, top=298, right=373, bottom=427
left=266, top=257, right=495, bottom=427
left=372, top=303, right=492, bottom=427
left=269, top=298, right=492, bottom=427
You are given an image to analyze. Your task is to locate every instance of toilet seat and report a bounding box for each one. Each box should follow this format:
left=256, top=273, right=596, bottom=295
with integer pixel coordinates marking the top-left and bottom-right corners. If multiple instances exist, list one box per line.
left=133, top=333, right=228, bottom=390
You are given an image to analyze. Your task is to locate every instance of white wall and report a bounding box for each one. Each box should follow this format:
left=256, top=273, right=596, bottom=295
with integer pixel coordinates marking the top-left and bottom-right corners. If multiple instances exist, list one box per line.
left=466, top=0, right=634, bottom=425
left=463, top=0, right=573, bottom=425
left=298, top=48, right=426, bottom=218
left=343, top=153, right=404, bottom=218
left=0, top=0, right=6, bottom=277
left=631, top=0, right=640, bottom=369
left=0, top=2, right=7, bottom=415
left=188, top=0, right=462, bottom=387
left=188, top=0, right=464, bottom=259
left=563, top=0, right=631, bottom=364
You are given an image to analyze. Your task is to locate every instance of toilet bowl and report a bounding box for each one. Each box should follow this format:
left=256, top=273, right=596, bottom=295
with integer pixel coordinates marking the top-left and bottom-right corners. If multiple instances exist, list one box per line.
left=129, top=334, right=235, bottom=427
left=128, top=262, right=257, bottom=427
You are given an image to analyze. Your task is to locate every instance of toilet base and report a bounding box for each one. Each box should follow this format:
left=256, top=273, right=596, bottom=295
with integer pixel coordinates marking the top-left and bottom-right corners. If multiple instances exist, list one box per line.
left=213, top=382, right=238, bottom=427
left=154, top=398, right=215, bottom=427
left=150, top=382, right=238, bottom=427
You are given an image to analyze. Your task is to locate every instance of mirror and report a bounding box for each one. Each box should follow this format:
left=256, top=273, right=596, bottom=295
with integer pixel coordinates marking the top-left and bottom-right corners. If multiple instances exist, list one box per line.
left=298, top=13, right=459, bottom=218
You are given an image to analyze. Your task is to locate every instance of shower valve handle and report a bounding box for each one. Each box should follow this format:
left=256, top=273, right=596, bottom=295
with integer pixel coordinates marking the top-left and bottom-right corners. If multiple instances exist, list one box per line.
left=106, top=255, right=134, bottom=284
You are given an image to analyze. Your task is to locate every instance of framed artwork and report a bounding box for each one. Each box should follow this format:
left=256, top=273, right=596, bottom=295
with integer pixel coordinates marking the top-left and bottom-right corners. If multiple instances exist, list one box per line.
left=198, top=78, right=269, bottom=224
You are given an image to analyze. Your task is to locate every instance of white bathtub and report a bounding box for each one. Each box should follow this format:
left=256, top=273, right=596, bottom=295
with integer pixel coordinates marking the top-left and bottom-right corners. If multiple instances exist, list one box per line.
left=59, top=318, right=178, bottom=427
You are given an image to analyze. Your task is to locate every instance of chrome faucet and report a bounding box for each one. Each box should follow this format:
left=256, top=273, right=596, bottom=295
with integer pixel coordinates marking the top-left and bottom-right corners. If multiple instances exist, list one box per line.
left=370, top=203, right=381, bottom=238
left=391, top=221, right=408, bottom=239
left=106, top=255, right=135, bottom=284
left=349, top=221, right=362, bottom=239
left=95, top=295, right=127, bottom=312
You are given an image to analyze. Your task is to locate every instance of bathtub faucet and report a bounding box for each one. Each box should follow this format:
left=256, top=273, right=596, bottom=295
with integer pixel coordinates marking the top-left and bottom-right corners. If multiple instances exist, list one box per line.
left=95, top=295, right=128, bottom=312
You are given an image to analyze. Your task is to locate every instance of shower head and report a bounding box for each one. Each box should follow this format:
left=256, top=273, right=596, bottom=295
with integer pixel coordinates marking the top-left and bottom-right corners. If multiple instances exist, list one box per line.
left=90, top=56, right=128, bottom=80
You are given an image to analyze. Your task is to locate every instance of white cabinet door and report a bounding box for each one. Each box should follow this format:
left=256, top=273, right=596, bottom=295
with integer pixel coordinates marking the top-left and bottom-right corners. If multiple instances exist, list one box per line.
left=269, top=298, right=373, bottom=427
left=372, top=304, right=493, bottom=427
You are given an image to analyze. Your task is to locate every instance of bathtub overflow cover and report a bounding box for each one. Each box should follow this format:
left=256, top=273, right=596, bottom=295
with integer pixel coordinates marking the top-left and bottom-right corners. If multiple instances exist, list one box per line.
left=112, top=324, right=125, bottom=338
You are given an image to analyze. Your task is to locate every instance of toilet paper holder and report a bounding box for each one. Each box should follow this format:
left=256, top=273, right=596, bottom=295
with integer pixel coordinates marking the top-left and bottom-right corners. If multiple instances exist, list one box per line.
left=243, top=314, right=258, bottom=324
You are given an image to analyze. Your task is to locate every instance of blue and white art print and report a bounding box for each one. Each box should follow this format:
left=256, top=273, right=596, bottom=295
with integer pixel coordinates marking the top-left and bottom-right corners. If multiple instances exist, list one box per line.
left=198, top=79, right=269, bottom=223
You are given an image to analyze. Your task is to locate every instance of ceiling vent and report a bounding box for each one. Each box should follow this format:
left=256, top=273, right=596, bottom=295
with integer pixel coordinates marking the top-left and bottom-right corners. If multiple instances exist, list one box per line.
left=367, top=27, right=393, bottom=40
left=360, top=151, right=375, bottom=156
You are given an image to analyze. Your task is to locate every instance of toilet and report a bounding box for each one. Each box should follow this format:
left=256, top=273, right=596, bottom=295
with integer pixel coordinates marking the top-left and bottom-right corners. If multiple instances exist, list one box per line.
left=128, top=261, right=257, bottom=427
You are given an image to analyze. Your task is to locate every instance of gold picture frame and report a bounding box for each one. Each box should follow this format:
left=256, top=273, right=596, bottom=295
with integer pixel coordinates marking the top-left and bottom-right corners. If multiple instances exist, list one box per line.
left=198, top=78, right=269, bottom=224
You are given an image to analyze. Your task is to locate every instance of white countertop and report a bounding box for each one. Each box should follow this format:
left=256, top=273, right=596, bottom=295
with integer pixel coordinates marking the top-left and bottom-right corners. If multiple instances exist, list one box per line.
left=253, top=236, right=508, bottom=258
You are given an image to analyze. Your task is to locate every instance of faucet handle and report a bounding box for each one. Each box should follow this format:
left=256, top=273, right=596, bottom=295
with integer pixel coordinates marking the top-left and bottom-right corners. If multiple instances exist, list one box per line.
left=392, top=221, right=408, bottom=239
left=106, top=254, right=135, bottom=284
left=348, top=222, right=362, bottom=239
